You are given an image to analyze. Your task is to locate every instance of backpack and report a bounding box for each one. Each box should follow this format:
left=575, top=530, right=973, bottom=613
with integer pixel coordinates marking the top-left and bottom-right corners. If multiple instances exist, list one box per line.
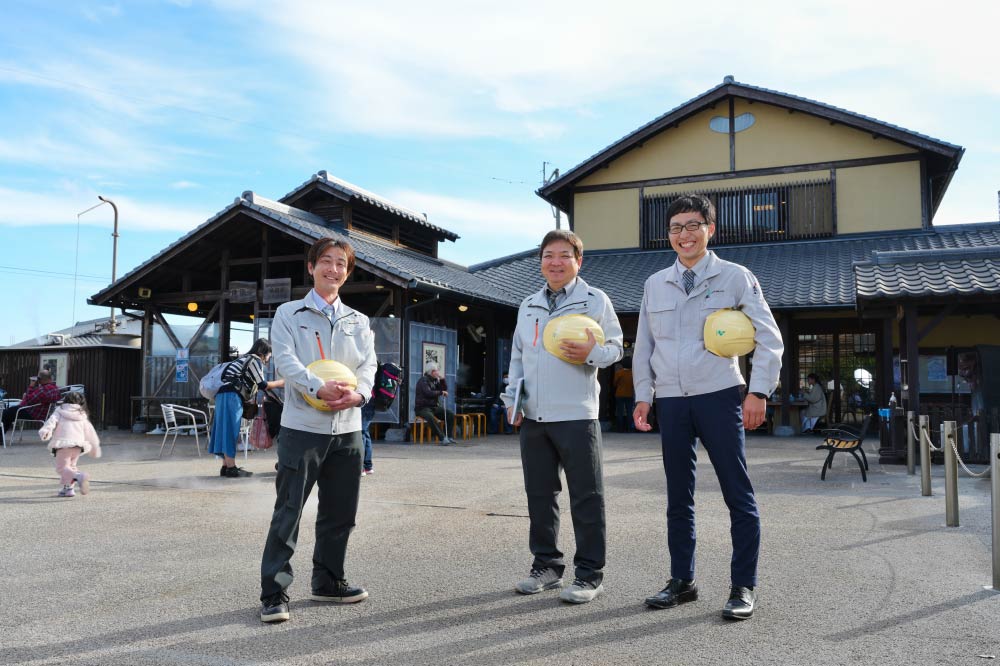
left=198, top=362, right=228, bottom=400
left=370, top=362, right=403, bottom=411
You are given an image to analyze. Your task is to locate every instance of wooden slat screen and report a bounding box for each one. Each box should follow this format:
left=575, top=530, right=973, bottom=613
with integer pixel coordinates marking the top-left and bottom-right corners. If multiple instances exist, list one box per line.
left=641, top=178, right=834, bottom=248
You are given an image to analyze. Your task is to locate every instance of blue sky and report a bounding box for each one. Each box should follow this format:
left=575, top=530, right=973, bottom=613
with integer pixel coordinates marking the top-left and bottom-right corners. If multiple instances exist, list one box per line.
left=2, top=0, right=998, bottom=346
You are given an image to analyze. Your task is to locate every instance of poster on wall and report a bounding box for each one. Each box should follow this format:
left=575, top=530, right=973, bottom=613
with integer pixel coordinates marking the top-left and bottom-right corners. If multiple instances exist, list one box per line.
left=175, top=348, right=190, bottom=383
left=38, top=353, right=68, bottom=387
left=422, top=342, right=446, bottom=376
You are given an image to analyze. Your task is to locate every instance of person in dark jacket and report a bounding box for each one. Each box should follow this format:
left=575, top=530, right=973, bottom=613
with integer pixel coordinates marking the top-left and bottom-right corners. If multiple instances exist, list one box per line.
left=414, top=363, right=456, bottom=445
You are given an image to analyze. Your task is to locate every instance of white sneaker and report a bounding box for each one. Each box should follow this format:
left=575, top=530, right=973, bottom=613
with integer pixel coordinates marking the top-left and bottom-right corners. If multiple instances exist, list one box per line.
left=559, top=579, right=603, bottom=604
left=74, top=472, right=90, bottom=495
left=515, top=568, right=563, bottom=595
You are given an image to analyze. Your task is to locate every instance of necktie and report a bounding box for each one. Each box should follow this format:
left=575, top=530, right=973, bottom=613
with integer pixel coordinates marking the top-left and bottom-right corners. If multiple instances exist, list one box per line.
left=683, top=269, right=695, bottom=295
left=323, top=306, right=334, bottom=322
left=546, top=288, right=563, bottom=313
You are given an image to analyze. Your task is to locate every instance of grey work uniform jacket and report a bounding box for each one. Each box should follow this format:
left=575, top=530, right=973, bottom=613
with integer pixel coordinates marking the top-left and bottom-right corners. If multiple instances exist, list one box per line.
left=270, top=295, right=377, bottom=435
left=502, top=277, right=624, bottom=422
left=632, top=251, right=783, bottom=403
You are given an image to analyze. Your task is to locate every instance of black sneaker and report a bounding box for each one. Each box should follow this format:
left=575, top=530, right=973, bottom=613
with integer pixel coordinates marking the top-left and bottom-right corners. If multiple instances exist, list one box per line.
left=260, top=591, right=290, bottom=623
left=222, top=465, right=253, bottom=478
left=311, top=580, right=368, bottom=603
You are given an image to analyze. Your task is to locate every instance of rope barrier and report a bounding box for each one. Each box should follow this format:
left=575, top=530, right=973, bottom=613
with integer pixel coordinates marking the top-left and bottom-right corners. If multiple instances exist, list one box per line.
left=909, top=419, right=991, bottom=477
left=946, top=433, right=992, bottom=479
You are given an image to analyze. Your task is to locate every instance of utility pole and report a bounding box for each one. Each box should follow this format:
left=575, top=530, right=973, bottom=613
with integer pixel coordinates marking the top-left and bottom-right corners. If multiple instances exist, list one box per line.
left=542, top=162, right=561, bottom=229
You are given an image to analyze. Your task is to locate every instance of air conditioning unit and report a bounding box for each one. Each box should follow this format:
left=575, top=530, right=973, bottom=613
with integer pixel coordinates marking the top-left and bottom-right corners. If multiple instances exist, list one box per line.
left=46, top=333, right=66, bottom=345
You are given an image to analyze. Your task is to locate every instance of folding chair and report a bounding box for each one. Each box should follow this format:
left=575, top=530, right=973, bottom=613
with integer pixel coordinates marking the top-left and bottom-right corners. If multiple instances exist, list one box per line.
left=159, top=404, right=209, bottom=458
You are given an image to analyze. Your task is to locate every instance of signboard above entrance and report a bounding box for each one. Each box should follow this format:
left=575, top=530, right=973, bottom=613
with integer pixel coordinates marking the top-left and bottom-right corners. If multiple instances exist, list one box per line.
left=228, top=281, right=257, bottom=303
left=263, top=278, right=292, bottom=304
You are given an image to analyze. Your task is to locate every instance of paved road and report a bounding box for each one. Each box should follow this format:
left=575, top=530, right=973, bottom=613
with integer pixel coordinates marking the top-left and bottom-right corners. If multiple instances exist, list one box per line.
left=1, top=429, right=997, bottom=665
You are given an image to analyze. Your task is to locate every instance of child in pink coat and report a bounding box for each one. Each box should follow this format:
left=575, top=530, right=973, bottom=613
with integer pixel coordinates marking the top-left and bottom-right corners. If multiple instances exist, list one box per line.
left=38, top=392, right=101, bottom=498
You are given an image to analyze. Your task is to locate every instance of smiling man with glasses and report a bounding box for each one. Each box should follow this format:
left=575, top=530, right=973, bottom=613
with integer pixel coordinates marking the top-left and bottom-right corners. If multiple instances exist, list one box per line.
left=632, top=193, right=783, bottom=621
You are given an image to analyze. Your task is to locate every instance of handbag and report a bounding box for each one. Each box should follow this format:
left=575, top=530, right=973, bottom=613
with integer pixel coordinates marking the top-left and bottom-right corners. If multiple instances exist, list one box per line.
left=249, top=409, right=273, bottom=450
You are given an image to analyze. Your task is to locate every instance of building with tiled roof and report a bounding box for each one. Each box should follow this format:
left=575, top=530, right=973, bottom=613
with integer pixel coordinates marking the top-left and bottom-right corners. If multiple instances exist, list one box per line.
left=80, top=78, right=999, bottom=460
left=499, top=75, right=998, bottom=463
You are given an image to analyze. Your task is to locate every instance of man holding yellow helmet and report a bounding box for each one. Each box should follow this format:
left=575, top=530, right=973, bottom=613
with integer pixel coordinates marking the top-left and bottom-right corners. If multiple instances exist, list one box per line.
left=633, top=194, right=782, bottom=621
left=503, top=229, right=623, bottom=605
left=259, top=236, right=377, bottom=624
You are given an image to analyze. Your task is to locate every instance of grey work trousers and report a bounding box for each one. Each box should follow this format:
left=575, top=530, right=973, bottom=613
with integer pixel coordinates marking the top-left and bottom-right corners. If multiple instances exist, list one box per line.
left=260, top=426, right=363, bottom=600
left=519, top=418, right=606, bottom=585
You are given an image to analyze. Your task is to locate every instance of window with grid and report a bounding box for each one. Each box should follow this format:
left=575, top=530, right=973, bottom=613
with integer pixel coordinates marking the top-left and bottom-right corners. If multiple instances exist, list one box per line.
left=641, top=178, right=834, bottom=248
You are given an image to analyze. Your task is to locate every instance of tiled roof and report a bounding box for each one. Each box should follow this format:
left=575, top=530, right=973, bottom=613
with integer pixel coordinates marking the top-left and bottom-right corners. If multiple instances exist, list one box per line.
left=92, top=191, right=518, bottom=308
left=471, top=224, right=1000, bottom=313
left=242, top=194, right=519, bottom=306
left=280, top=171, right=459, bottom=241
left=855, top=246, right=1000, bottom=300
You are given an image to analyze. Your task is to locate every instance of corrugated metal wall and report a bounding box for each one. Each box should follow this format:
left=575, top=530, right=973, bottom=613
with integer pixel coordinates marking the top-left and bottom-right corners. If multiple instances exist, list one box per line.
left=0, top=347, right=141, bottom=430
left=407, top=323, right=457, bottom=421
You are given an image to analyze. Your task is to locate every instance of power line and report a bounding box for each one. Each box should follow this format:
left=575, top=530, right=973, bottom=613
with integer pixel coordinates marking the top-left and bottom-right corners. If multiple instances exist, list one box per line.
left=0, top=264, right=109, bottom=281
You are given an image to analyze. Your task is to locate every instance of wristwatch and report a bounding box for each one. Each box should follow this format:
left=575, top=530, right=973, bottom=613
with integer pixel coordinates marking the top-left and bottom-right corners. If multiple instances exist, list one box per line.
left=356, top=391, right=368, bottom=408
left=750, top=392, right=768, bottom=400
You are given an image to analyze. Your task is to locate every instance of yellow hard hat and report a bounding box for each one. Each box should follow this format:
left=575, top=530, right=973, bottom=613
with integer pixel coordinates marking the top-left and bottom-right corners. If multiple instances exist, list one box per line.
left=302, top=359, right=358, bottom=411
left=704, top=308, right=756, bottom=358
left=543, top=314, right=606, bottom=365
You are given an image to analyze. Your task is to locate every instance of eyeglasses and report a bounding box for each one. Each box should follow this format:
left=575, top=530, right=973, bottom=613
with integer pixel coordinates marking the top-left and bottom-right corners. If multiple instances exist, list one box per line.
left=668, top=221, right=708, bottom=235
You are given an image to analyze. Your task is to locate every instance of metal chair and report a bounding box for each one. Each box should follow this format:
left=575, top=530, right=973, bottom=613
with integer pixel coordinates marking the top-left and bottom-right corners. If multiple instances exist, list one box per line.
left=12, top=402, right=57, bottom=443
left=159, top=404, right=209, bottom=458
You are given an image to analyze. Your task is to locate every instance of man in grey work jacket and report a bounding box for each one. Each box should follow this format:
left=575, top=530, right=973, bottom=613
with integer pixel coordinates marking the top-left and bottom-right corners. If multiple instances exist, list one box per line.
left=259, top=236, right=377, bottom=623
left=633, top=194, right=782, bottom=621
left=503, top=229, right=624, bottom=604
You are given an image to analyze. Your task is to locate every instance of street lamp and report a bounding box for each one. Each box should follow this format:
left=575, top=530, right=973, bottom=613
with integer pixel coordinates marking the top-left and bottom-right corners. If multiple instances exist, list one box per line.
left=77, top=196, right=120, bottom=334
left=97, top=196, right=119, bottom=334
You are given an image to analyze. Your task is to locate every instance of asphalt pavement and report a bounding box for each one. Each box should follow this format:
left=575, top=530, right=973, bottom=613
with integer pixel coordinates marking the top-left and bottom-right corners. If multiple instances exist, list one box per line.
left=1, top=427, right=997, bottom=665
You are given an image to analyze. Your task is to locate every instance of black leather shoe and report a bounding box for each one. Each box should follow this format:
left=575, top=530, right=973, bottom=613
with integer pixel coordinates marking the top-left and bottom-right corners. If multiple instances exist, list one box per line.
left=644, top=578, right=698, bottom=609
left=722, top=586, right=756, bottom=620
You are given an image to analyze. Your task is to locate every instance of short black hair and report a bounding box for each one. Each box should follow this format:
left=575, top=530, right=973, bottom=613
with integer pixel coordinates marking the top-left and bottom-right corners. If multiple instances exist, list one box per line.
left=807, top=372, right=820, bottom=383
left=307, top=237, right=356, bottom=275
left=665, top=194, right=716, bottom=226
left=539, top=229, right=584, bottom=260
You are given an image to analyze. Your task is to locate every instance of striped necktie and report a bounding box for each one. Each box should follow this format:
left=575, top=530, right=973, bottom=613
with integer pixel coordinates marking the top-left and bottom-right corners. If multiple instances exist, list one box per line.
left=683, top=269, right=696, bottom=295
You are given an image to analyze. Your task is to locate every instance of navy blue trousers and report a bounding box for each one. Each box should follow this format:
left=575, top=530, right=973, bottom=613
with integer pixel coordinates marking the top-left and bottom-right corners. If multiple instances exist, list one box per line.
left=656, top=386, right=760, bottom=588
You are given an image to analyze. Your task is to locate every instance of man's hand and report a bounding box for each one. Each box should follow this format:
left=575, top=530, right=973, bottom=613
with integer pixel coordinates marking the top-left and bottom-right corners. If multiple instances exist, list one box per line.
left=441, top=390, right=449, bottom=397
left=317, top=380, right=363, bottom=411
left=507, top=406, right=523, bottom=427
left=559, top=328, right=597, bottom=363
left=633, top=401, right=653, bottom=432
left=742, top=393, right=766, bottom=431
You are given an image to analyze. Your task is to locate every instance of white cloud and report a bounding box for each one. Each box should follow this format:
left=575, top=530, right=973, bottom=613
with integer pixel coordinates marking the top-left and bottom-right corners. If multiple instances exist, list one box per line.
left=217, top=0, right=1000, bottom=139
left=0, top=186, right=214, bottom=232
left=385, top=188, right=556, bottom=263
left=170, top=181, right=201, bottom=190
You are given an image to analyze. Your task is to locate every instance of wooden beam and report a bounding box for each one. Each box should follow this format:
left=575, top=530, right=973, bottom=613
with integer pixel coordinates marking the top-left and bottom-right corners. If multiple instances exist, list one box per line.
left=917, top=303, right=957, bottom=342
left=373, top=292, right=394, bottom=318
left=573, top=153, right=921, bottom=194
